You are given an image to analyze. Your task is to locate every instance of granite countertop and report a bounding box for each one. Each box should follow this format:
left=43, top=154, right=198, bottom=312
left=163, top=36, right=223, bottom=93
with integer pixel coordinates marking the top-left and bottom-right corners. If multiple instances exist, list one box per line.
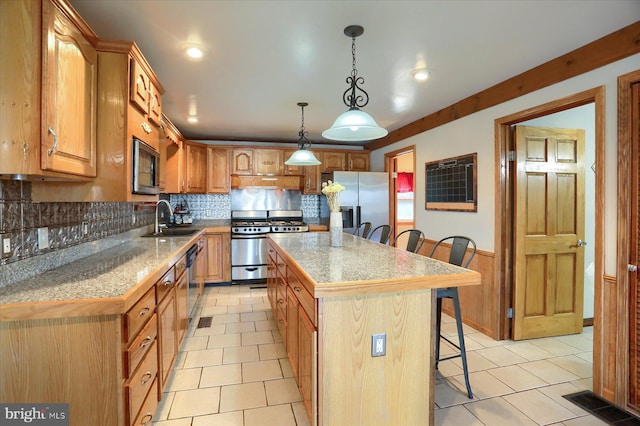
left=0, top=235, right=199, bottom=308
left=268, top=232, right=481, bottom=297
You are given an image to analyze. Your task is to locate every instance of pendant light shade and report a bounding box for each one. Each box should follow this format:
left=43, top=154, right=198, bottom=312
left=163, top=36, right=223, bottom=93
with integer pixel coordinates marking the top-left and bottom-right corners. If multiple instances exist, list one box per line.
left=323, top=25, right=387, bottom=142
left=285, top=102, right=321, bottom=166
left=322, top=108, right=388, bottom=141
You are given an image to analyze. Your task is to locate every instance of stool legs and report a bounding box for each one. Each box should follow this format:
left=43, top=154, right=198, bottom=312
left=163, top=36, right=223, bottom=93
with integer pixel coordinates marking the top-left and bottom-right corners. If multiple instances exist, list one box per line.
left=435, top=287, right=473, bottom=399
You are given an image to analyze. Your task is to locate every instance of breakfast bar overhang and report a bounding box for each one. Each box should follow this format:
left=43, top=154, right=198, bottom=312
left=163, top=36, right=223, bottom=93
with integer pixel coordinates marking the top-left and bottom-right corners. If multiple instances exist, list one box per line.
left=266, top=232, right=481, bottom=426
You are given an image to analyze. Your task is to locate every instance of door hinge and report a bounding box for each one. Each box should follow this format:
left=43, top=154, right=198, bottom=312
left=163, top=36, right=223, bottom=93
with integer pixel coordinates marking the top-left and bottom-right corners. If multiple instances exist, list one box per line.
left=507, top=307, right=514, bottom=318
left=508, top=151, right=516, bottom=161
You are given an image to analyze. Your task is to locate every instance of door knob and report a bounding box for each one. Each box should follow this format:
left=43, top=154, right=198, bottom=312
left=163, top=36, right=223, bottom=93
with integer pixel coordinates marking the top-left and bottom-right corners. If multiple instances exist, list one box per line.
left=629, top=264, right=638, bottom=272
left=570, top=239, right=588, bottom=248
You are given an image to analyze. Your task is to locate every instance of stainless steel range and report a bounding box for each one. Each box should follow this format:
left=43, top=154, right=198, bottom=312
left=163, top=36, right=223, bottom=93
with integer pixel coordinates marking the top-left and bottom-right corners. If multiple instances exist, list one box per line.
left=230, top=210, right=308, bottom=284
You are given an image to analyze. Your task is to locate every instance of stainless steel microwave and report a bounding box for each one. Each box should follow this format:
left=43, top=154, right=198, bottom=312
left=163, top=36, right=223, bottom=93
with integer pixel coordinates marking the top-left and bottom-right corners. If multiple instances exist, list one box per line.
left=132, top=138, right=160, bottom=195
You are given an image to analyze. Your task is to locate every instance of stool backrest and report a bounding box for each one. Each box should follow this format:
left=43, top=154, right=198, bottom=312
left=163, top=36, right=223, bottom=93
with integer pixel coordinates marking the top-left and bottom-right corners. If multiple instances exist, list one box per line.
left=392, top=229, right=425, bottom=253
left=429, top=236, right=476, bottom=268
left=352, top=221, right=372, bottom=238
left=369, top=225, right=393, bottom=244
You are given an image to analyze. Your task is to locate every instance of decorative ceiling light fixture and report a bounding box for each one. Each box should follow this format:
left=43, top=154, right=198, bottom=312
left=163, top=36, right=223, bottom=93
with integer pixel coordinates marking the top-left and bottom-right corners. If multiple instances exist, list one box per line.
left=285, top=102, right=321, bottom=166
left=322, top=25, right=388, bottom=142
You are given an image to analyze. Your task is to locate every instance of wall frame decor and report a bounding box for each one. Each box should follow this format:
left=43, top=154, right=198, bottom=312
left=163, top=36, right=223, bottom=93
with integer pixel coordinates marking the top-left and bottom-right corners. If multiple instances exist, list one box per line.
left=425, top=153, right=477, bottom=212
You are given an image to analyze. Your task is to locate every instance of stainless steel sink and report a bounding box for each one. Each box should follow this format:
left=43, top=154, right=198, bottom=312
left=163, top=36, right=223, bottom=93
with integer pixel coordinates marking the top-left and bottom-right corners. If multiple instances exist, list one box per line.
left=142, top=228, right=199, bottom=237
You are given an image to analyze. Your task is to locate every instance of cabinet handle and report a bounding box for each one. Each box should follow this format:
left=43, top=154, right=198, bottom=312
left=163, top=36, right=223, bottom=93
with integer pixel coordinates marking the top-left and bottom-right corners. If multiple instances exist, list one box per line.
left=140, top=336, right=152, bottom=348
left=278, top=299, right=284, bottom=305
left=163, top=279, right=173, bottom=286
left=141, top=412, right=153, bottom=426
left=47, top=127, right=58, bottom=155
left=293, top=286, right=301, bottom=293
left=138, top=306, right=150, bottom=316
left=279, top=319, right=284, bottom=324
left=140, top=371, right=153, bottom=385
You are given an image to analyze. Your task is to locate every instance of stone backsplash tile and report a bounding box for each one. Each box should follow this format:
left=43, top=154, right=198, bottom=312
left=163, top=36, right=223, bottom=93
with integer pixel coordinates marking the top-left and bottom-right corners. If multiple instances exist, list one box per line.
left=0, top=180, right=154, bottom=266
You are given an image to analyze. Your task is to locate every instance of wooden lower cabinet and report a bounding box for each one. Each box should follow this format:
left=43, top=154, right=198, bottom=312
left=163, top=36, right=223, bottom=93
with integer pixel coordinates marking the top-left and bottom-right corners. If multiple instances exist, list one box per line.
left=175, top=268, right=188, bottom=345
left=205, top=232, right=231, bottom=283
left=267, top=241, right=317, bottom=424
left=157, top=287, right=177, bottom=393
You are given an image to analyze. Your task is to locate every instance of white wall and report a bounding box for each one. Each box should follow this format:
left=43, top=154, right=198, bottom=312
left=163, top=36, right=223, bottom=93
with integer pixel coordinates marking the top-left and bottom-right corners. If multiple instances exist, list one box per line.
left=371, top=54, right=639, bottom=275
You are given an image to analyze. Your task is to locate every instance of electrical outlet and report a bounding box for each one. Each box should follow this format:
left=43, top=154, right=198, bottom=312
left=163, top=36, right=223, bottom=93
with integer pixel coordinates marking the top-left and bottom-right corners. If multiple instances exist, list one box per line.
left=371, top=333, right=386, bottom=357
left=132, top=214, right=136, bottom=225
left=82, top=221, right=89, bottom=235
left=2, top=237, right=10, bottom=254
left=37, top=227, right=49, bottom=250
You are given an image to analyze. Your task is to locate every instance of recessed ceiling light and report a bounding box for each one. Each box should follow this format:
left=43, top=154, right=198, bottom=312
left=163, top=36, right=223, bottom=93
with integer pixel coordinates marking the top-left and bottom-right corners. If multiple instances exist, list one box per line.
left=187, top=116, right=198, bottom=123
left=183, top=44, right=206, bottom=59
left=410, top=68, right=430, bottom=81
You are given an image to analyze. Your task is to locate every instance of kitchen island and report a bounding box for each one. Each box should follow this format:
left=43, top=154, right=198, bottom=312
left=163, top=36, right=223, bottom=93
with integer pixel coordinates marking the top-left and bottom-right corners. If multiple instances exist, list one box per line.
left=267, top=232, right=481, bottom=426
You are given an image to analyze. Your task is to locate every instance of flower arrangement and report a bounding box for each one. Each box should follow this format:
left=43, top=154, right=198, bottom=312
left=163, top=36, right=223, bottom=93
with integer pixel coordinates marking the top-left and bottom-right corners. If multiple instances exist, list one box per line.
left=322, top=180, right=345, bottom=212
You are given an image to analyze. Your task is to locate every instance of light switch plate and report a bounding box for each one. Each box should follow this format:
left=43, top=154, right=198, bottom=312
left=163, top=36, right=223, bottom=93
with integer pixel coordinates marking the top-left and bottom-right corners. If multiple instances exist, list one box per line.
left=2, top=238, right=10, bottom=254
left=37, top=227, right=49, bottom=250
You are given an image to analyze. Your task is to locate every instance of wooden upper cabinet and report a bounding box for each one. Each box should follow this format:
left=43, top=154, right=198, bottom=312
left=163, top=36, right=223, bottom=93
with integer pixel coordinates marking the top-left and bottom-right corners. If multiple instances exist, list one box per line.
left=161, top=115, right=184, bottom=194
left=348, top=152, right=370, bottom=171
left=185, top=143, right=207, bottom=193
left=321, top=152, right=346, bottom=173
left=40, top=0, right=98, bottom=178
left=148, top=82, right=162, bottom=126
left=130, top=58, right=149, bottom=114
left=303, top=164, right=321, bottom=194
left=207, top=147, right=230, bottom=193
left=232, top=148, right=253, bottom=175
left=254, top=149, right=282, bottom=175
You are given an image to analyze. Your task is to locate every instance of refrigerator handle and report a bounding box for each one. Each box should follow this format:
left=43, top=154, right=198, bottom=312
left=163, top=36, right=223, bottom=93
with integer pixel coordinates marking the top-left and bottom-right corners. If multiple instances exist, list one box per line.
left=356, top=206, right=361, bottom=228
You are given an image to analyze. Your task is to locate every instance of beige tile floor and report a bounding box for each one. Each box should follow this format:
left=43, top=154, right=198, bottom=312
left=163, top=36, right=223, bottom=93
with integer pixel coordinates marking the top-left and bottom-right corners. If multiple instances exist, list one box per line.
left=152, top=285, right=603, bottom=426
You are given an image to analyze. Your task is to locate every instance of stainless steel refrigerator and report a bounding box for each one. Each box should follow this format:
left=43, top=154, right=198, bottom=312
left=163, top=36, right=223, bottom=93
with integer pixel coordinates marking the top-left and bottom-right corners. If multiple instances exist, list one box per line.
left=331, top=171, right=389, bottom=234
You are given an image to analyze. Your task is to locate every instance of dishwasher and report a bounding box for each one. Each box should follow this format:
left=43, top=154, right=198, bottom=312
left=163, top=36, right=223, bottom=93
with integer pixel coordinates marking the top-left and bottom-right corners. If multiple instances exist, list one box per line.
left=186, top=244, right=199, bottom=318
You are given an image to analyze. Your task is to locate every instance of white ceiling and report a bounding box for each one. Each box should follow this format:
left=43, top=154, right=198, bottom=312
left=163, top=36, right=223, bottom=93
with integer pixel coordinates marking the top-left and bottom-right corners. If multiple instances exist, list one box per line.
left=69, top=0, right=640, bottom=147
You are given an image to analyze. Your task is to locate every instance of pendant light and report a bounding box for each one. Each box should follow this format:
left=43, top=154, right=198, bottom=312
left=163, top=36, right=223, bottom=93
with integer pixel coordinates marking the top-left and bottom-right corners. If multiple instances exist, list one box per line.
left=322, top=25, right=388, bottom=142
left=285, top=102, right=321, bottom=166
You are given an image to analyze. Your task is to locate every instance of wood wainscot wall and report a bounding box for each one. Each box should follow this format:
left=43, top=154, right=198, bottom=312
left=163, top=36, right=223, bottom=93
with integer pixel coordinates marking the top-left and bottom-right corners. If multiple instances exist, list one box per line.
left=420, top=239, right=497, bottom=339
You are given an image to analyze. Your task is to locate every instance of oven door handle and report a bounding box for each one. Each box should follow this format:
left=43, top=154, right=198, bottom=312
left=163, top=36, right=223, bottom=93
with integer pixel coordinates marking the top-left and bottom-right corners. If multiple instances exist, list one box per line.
left=231, top=234, right=268, bottom=239
left=244, top=267, right=259, bottom=272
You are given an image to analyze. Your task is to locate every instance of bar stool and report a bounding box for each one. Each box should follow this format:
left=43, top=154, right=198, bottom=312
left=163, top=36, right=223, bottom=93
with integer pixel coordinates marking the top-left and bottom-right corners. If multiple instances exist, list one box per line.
left=391, top=229, right=425, bottom=253
left=429, top=236, right=476, bottom=399
left=352, top=222, right=372, bottom=238
left=368, top=225, right=393, bottom=244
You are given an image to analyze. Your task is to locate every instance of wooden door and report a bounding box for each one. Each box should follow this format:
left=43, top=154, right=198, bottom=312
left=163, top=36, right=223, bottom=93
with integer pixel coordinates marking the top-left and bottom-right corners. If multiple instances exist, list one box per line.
left=348, top=152, right=370, bottom=171
left=321, top=151, right=346, bottom=172
left=185, top=143, right=207, bottom=193
left=513, top=125, right=586, bottom=340
left=207, top=147, right=230, bottom=193
left=231, top=148, right=253, bottom=175
left=254, top=149, right=282, bottom=175
left=628, top=81, right=640, bottom=410
left=41, top=0, right=97, bottom=177
left=205, top=233, right=229, bottom=282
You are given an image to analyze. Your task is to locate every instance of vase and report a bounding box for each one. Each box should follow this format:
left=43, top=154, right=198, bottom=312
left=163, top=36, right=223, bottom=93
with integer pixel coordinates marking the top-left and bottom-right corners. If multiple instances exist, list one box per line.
left=329, top=211, right=343, bottom=247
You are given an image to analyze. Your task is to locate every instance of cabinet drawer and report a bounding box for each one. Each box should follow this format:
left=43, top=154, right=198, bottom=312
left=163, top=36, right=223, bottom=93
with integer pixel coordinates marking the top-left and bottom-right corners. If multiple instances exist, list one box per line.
left=174, top=254, right=187, bottom=280
left=126, top=340, right=158, bottom=424
left=130, top=378, right=158, bottom=426
left=125, top=288, right=156, bottom=344
left=276, top=253, right=286, bottom=277
left=288, top=271, right=315, bottom=323
left=155, top=267, right=176, bottom=303
left=125, top=314, right=158, bottom=378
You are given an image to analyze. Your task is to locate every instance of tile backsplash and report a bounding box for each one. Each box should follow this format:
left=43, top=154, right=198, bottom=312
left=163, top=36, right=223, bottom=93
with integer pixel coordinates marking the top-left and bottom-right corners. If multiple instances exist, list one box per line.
left=0, top=180, right=154, bottom=267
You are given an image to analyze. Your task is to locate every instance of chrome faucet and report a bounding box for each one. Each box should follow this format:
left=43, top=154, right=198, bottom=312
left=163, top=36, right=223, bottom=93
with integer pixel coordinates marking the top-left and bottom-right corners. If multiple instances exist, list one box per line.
left=155, top=199, right=173, bottom=234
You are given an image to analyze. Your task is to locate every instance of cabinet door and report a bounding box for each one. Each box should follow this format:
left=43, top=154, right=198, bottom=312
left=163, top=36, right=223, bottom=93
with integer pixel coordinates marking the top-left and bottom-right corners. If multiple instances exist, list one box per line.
left=303, top=165, right=321, bottom=194
left=157, top=289, right=177, bottom=392
left=348, top=152, right=370, bottom=171
left=205, top=233, right=230, bottom=282
left=321, top=152, right=346, bottom=172
left=148, top=82, right=162, bottom=126
left=130, top=58, right=149, bottom=114
left=164, top=139, right=184, bottom=193
left=207, top=147, right=230, bottom=193
left=283, top=150, right=303, bottom=175
left=254, top=149, right=282, bottom=175
left=41, top=0, right=97, bottom=177
left=232, top=149, right=253, bottom=175
left=185, top=143, right=207, bottom=193
left=298, top=307, right=316, bottom=421
left=176, top=271, right=188, bottom=345
left=286, top=286, right=300, bottom=378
